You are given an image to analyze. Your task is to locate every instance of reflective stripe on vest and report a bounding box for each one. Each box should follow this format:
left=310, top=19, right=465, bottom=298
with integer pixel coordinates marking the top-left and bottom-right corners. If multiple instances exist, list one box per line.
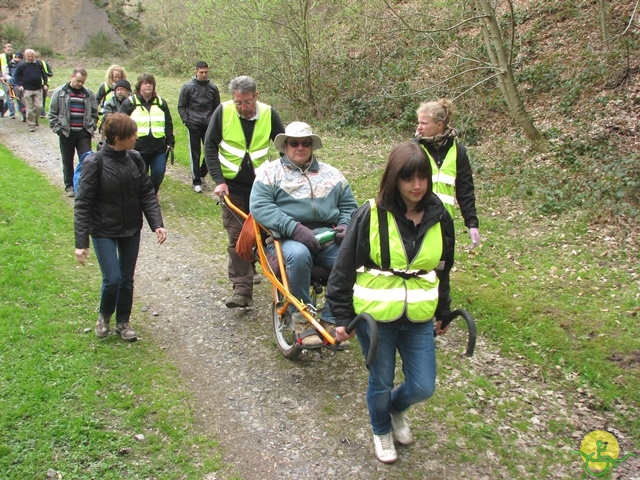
left=422, top=142, right=457, bottom=217
left=353, top=200, right=443, bottom=322
left=218, top=101, right=272, bottom=180
left=130, top=95, right=166, bottom=139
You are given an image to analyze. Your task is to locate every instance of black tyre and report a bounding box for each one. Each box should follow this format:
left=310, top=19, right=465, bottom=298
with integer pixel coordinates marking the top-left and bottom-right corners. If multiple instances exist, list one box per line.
left=272, top=288, right=302, bottom=359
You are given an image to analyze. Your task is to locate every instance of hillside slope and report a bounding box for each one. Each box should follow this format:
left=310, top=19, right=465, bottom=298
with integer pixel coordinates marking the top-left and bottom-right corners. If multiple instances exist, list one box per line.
left=0, top=0, right=123, bottom=54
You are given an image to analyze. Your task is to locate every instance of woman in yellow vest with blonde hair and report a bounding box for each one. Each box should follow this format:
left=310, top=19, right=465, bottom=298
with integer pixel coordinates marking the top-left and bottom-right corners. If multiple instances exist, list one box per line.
left=415, top=98, right=480, bottom=248
left=326, top=141, right=455, bottom=464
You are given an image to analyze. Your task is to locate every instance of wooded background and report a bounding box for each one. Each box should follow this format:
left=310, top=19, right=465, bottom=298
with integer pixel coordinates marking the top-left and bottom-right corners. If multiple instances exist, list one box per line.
left=2, top=0, right=639, bottom=218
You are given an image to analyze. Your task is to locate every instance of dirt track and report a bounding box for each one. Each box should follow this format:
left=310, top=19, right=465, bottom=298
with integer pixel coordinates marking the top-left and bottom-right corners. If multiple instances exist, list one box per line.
left=1, top=118, right=638, bottom=479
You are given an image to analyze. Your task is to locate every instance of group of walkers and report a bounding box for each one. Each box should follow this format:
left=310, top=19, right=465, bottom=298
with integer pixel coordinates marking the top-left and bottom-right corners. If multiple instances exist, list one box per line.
left=1, top=43, right=53, bottom=129
left=6, top=53, right=482, bottom=464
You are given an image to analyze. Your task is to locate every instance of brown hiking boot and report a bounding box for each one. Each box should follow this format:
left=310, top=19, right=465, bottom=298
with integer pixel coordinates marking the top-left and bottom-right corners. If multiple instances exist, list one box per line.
left=293, top=312, right=322, bottom=348
left=225, top=293, right=253, bottom=308
left=115, top=323, right=137, bottom=342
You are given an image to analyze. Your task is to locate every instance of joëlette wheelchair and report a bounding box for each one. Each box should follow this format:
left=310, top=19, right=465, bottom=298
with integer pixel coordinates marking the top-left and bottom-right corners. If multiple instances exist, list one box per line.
left=223, top=196, right=476, bottom=362
left=223, top=195, right=378, bottom=364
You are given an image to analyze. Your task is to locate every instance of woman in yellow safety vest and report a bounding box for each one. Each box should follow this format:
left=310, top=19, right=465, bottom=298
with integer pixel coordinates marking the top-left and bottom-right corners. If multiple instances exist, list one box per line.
left=121, top=73, right=175, bottom=193
left=415, top=98, right=480, bottom=249
left=326, top=141, right=455, bottom=464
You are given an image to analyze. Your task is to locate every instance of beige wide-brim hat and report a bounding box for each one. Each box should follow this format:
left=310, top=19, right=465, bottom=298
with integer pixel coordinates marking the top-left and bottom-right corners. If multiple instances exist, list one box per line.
left=274, top=121, right=323, bottom=154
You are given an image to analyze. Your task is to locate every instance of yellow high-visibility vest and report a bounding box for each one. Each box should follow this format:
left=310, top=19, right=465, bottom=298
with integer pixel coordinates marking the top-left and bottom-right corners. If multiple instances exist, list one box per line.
left=130, top=95, right=166, bottom=139
left=422, top=142, right=457, bottom=217
left=353, top=200, right=442, bottom=322
left=218, top=101, right=272, bottom=180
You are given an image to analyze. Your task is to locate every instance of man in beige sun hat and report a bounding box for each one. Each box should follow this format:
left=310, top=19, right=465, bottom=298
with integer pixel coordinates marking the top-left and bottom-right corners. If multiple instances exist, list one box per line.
left=250, top=121, right=358, bottom=347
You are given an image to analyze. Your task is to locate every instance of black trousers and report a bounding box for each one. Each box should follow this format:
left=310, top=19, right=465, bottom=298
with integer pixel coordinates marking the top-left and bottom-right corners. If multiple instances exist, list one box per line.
left=59, top=131, right=92, bottom=189
left=187, top=126, right=208, bottom=185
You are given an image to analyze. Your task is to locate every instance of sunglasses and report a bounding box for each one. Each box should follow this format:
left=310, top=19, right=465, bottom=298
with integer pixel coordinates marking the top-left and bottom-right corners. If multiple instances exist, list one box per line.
left=287, top=139, right=313, bottom=148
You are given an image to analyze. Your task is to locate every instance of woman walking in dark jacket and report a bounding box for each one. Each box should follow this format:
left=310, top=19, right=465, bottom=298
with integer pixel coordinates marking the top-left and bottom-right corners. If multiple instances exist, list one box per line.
left=326, top=141, right=454, bottom=463
left=74, top=113, right=167, bottom=341
left=415, top=98, right=480, bottom=248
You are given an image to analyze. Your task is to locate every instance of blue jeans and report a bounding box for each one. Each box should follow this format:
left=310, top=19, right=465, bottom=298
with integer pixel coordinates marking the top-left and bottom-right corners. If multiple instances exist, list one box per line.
left=266, top=239, right=340, bottom=320
left=356, top=319, right=436, bottom=435
left=92, top=233, right=140, bottom=323
left=140, top=151, right=167, bottom=192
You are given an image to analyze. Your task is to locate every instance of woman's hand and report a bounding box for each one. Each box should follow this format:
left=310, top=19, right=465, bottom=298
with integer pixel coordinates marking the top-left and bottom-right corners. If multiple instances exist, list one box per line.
left=155, top=228, right=167, bottom=244
left=435, top=320, right=450, bottom=336
left=469, top=227, right=480, bottom=249
left=75, top=248, right=89, bottom=265
left=335, top=326, right=355, bottom=343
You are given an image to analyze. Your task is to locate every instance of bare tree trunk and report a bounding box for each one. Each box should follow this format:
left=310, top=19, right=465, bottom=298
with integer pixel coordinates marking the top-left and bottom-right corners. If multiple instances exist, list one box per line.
left=475, top=0, right=548, bottom=149
left=598, top=0, right=609, bottom=51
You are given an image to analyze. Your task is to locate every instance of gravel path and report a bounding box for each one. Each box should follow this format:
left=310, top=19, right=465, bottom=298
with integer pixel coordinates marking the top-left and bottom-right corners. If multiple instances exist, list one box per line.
left=2, top=119, right=638, bottom=479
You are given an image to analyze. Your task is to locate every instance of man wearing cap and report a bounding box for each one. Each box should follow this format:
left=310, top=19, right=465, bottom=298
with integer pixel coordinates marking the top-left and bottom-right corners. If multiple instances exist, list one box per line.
left=204, top=75, right=285, bottom=309
left=102, top=78, right=132, bottom=116
left=48, top=67, right=98, bottom=197
left=250, top=121, right=358, bottom=347
left=178, top=61, right=221, bottom=193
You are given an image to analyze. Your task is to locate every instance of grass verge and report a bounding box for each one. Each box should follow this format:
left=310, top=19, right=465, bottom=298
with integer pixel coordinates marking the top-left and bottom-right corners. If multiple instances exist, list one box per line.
left=0, top=145, right=230, bottom=479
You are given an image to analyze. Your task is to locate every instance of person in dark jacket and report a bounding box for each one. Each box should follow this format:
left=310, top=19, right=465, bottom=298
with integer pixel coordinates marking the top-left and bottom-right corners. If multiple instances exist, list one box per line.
left=74, top=113, right=167, bottom=342
left=178, top=61, right=220, bottom=193
left=13, top=48, right=48, bottom=131
left=48, top=67, right=98, bottom=196
left=204, top=75, right=284, bottom=309
left=415, top=98, right=480, bottom=249
left=102, top=78, right=132, bottom=116
left=326, top=141, right=454, bottom=464
left=121, top=73, right=175, bottom=193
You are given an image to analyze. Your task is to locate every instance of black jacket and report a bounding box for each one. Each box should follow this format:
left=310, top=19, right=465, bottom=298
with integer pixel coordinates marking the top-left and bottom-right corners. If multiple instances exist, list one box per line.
left=74, top=145, right=164, bottom=249
left=418, top=137, right=479, bottom=229
left=326, top=195, right=455, bottom=328
left=13, top=60, right=47, bottom=90
left=177, top=77, right=220, bottom=130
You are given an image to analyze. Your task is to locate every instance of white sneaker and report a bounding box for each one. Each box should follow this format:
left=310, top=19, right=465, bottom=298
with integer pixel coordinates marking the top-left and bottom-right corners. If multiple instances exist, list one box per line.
left=373, top=432, right=397, bottom=463
left=193, top=185, right=202, bottom=193
left=391, top=410, right=413, bottom=445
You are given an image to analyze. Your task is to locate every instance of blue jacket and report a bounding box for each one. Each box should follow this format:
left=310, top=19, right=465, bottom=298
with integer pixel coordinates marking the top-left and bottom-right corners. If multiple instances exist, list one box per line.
left=250, top=155, right=357, bottom=238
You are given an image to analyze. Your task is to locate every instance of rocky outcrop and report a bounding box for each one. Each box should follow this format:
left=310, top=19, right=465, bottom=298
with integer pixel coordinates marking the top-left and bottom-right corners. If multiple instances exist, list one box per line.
left=0, top=0, right=124, bottom=55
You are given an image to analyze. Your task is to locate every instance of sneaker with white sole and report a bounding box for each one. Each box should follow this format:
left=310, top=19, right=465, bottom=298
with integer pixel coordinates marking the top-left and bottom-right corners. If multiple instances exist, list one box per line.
left=115, top=323, right=137, bottom=341
left=193, top=185, right=202, bottom=193
left=373, top=432, right=397, bottom=463
left=94, top=314, right=110, bottom=338
left=391, top=410, right=413, bottom=445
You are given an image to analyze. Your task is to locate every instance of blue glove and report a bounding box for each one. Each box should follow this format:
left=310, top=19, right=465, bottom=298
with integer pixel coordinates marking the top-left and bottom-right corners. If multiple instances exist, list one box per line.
left=291, top=223, right=321, bottom=254
left=333, top=225, right=348, bottom=245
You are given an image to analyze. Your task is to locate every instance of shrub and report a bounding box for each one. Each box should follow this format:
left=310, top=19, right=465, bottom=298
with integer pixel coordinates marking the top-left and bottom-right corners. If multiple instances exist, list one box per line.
left=81, top=31, right=123, bottom=58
